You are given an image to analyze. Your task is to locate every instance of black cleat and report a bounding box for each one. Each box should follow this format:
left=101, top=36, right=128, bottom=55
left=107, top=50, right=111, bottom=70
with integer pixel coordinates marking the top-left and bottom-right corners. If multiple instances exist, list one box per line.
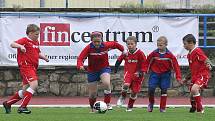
left=189, top=107, right=196, bottom=113
left=3, top=101, right=11, bottom=114
left=17, top=107, right=31, bottom=114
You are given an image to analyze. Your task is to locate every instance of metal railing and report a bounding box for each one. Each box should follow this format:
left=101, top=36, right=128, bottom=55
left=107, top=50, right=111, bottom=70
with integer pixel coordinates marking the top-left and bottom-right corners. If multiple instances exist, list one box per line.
left=0, top=0, right=214, bottom=9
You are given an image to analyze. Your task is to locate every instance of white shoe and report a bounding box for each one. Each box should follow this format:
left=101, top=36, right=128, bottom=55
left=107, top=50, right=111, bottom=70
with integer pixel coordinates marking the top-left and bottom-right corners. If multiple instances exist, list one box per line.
left=107, top=104, right=113, bottom=110
left=117, top=97, right=125, bottom=107
left=197, top=109, right=204, bottom=114
left=126, top=108, right=132, bottom=112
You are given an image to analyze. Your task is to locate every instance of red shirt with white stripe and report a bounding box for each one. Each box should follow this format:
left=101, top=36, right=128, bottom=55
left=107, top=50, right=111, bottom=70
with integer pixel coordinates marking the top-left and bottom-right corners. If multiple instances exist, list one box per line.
left=117, top=49, right=146, bottom=75
left=77, top=41, right=124, bottom=72
left=15, top=37, right=40, bottom=68
left=187, top=47, right=210, bottom=81
left=144, top=49, right=181, bottom=81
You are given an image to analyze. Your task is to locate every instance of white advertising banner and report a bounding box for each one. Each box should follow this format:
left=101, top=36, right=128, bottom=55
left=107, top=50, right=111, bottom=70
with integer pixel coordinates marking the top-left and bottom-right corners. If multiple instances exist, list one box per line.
left=0, top=16, right=198, bottom=66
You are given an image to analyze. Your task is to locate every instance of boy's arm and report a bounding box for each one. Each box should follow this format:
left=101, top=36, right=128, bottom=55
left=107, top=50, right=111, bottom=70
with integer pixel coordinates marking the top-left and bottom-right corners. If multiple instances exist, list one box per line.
left=39, top=53, right=49, bottom=62
left=142, top=52, right=154, bottom=73
left=77, top=46, right=89, bottom=71
left=105, top=41, right=126, bottom=54
left=138, top=51, right=147, bottom=77
left=114, top=54, right=125, bottom=73
left=10, top=42, right=26, bottom=53
left=171, top=55, right=182, bottom=82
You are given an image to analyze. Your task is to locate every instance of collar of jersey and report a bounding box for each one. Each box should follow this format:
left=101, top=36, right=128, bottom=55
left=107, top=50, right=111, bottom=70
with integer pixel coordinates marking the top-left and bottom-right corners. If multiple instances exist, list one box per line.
left=90, top=42, right=104, bottom=48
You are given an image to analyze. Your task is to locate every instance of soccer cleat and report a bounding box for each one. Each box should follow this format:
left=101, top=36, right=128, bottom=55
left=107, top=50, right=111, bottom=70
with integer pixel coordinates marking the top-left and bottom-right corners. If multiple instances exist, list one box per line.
left=147, top=103, right=154, bottom=112
left=107, top=104, right=113, bottom=110
left=117, top=97, right=125, bottom=107
left=126, top=108, right=133, bottom=112
left=189, top=107, right=196, bottom=113
left=160, top=109, right=166, bottom=113
left=3, top=101, right=11, bottom=114
left=17, top=107, right=31, bottom=114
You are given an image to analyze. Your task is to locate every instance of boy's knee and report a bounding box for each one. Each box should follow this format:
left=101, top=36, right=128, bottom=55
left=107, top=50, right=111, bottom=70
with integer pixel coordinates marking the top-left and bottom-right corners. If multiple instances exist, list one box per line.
left=89, top=92, right=97, bottom=99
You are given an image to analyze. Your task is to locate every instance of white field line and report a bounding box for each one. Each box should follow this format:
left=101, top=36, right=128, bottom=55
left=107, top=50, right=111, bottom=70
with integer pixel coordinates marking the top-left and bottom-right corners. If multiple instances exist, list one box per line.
left=0, top=105, right=215, bottom=108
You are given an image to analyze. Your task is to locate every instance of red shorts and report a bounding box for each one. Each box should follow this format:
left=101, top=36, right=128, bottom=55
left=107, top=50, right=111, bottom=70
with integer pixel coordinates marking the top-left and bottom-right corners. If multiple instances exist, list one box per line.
left=189, top=75, right=209, bottom=90
left=20, top=67, right=38, bottom=85
left=124, top=73, right=144, bottom=93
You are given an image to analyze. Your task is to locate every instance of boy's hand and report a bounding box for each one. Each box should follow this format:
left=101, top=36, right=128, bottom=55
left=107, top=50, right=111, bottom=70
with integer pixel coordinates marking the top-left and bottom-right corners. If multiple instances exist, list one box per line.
left=134, top=71, right=145, bottom=78
left=20, top=45, right=26, bottom=53
left=79, top=66, right=85, bottom=71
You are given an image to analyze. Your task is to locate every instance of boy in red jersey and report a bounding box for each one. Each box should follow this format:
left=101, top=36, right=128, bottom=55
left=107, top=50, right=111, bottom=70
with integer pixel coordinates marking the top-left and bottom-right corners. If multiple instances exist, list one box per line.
left=145, top=36, right=182, bottom=112
left=77, top=31, right=126, bottom=112
left=3, top=24, right=49, bottom=114
left=182, top=34, right=211, bottom=113
left=114, top=36, right=146, bottom=112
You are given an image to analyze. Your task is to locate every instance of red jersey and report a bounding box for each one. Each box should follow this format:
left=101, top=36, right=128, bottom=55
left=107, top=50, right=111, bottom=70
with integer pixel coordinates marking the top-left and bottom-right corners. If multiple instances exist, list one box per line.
left=77, top=41, right=124, bottom=72
left=187, top=47, right=210, bottom=81
left=144, top=49, right=181, bottom=80
left=117, top=49, right=146, bottom=74
left=15, top=37, right=40, bottom=68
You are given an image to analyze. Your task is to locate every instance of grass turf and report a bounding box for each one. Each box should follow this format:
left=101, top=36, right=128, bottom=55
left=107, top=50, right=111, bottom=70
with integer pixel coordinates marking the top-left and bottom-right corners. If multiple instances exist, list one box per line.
left=1, top=107, right=215, bottom=121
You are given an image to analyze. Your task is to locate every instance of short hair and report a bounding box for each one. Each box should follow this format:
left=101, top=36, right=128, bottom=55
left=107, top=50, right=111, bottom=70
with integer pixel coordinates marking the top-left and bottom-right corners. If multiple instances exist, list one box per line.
left=183, top=34, right=196, bottom=44
left=26, top=24, right=40, bottom=35
left=126, top=36, right=137, bottom=44
left=157, top=36, right=168, bottom=45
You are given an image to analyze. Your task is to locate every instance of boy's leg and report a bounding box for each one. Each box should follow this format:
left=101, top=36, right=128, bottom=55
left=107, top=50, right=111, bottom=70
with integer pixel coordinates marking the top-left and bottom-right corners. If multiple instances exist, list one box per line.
left=126, top=93, right=137, bottom=112
left=148, top=72, right=159, bottom=112
left=100, top=72, right=112, bottom=110
left=3, top=90, right=24, bottom=114
left=88, top=82, right=98, bottom=112
left=117, top=84, right=129, bottom=107
left=191, top=84, right=203, bottom=113
left=160, top=89, right=167, bottom=112
left=87, top=72, right=99, bottom=112
left=189, top=95, right=196, bottom=113
left=18, top=80, right=38, bottom=114
left=159, top=71, right=171, bottom=112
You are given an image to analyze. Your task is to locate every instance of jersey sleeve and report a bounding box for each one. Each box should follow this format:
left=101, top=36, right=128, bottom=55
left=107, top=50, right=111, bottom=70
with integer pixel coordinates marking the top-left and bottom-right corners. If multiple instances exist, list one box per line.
left=196, top=48, right=208, bottom=62
left=143, top=51, right=154, bottom=73
left=117, top=53, right=125, bottom=62
left=170, top=53, right=182, bottom=81
left=77, top=45, right=89, bottom=69
left=139, top=51, right=147, bottom=72
left=105, top=41, right=124, bottom=52
left=15, top=38, right=27, bottom=45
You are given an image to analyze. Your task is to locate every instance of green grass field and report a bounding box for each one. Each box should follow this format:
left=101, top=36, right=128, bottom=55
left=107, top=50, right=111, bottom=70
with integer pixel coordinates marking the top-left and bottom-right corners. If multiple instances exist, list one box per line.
left=1, top=107, right=215, bottom=121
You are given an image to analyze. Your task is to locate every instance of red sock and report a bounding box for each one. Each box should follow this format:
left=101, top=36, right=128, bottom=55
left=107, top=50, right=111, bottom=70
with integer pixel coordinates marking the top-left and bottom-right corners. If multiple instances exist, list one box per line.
left=194, top=95, right=203, bottom=111
left=89, top=98, right=96, bottom=109
left=7, top=90, right=23, bottom=105
left=160, top=95, right=167, bottom=110
left=104, top=93, right=111, bottom=104
left=20, top=88, right=34, bottom=108
left=121, top=91, right=127, bottom=98
left=128, top=98, right=136, bottom=108
left=149, top=96, right=155, bottom=104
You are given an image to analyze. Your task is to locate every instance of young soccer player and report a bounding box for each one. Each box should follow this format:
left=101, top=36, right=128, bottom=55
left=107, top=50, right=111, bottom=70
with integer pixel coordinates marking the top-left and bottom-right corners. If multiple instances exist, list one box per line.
left=115, top=36, right=146, bottom=112
left=145, top=36, right=182, bottom=112
left=77, top=31, right=126, bottom=112
left=3, top=24, right=49, bottom=114
left=182, top=34, right=211, bottom=113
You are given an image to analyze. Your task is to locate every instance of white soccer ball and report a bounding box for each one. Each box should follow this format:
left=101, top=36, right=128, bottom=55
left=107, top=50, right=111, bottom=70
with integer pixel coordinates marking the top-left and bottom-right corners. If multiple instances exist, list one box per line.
left=93, top=101, right=108, bottom=114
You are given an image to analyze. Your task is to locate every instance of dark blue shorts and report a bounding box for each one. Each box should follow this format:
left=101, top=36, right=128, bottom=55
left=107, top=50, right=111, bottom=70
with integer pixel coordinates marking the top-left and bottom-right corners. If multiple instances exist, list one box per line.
left=87, top=67, right=111, bottom=83
left=148, top=71, right=171, bottom=90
